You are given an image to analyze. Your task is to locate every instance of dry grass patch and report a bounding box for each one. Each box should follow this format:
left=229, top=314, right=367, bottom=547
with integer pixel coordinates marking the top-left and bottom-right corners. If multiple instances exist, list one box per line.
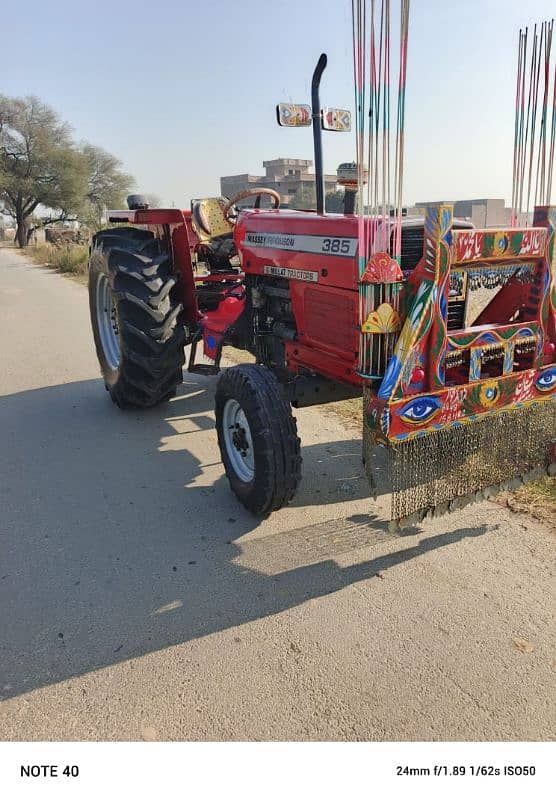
left=496, top=477, right=556, bottom=528
left=224, top=346, right=256, bottom=365
left=28, top=243, right=88, bottom=278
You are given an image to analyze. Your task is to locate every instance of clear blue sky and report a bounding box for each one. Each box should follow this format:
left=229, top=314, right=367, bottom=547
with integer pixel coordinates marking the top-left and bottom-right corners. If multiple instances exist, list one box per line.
left=5, top=0, right=555, bottom=207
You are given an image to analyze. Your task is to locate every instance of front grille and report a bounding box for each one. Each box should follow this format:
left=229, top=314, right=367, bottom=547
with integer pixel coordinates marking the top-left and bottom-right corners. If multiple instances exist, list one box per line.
left=395, top=222, right=473, bottom=273
left=392, top=227, right=424, bottom=272
left=304, top=287, right=358, bottom=353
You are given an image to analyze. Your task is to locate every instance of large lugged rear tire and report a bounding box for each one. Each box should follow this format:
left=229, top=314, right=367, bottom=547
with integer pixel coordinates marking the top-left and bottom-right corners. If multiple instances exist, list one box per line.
left=215, top=364, right=302, bottom=515
left=88, top=227, right=185, bottom=408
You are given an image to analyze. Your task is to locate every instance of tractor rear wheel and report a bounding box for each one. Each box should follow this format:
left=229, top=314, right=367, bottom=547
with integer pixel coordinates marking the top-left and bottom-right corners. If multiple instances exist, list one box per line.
left=88, top=227, right=185, bottom=408
left=215, top=364, right=302, bottom=515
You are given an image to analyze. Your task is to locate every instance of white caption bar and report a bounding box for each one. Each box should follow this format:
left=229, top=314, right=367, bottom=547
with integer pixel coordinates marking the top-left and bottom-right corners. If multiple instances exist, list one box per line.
left=243, top=231, right=358, bottom=257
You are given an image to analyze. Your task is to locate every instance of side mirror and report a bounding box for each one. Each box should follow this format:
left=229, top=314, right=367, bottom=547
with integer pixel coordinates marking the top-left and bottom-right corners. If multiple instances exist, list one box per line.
left=276, top=103, right=312, bottom=127
left=322, top=108, right=351, bottom=132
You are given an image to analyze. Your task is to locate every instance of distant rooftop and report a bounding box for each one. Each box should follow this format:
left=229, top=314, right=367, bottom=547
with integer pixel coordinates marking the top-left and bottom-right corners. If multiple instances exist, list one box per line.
left=262, top=158, right=312, bottom=167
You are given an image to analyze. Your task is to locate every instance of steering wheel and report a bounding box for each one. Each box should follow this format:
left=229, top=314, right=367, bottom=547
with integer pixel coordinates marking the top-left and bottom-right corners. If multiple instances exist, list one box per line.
left=223, top=187, right=281, bottom=222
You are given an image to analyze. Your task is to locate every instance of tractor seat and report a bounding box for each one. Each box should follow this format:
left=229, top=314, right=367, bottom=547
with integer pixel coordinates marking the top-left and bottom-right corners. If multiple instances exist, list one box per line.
left=191, top=197, right=239, bottom=273
left=191, top=197, right=234, bottom=242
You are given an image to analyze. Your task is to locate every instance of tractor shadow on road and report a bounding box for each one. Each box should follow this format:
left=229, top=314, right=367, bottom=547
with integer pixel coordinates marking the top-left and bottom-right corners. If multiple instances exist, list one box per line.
left=0, top=376, right=490, bottom=703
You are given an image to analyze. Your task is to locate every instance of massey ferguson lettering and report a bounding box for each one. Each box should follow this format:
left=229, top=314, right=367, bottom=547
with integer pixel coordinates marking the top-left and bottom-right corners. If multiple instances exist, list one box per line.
left=243, top=232, right=357, bottom=257
left=246, top=233, right=295, bottom=248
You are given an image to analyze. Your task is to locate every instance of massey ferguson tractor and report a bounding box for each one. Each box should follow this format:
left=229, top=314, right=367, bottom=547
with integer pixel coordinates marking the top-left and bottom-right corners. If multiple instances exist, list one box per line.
left=88, top=49, right=556, bottom=529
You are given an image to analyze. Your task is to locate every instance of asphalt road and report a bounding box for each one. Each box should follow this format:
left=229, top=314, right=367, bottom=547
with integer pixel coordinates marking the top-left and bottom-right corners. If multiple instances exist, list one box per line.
left=0, top=246, right=554, bottom=741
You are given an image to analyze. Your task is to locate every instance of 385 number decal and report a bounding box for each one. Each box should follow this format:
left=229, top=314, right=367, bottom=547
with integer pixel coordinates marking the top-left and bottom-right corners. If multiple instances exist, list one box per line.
left=322, top=238, right=351, bottom=254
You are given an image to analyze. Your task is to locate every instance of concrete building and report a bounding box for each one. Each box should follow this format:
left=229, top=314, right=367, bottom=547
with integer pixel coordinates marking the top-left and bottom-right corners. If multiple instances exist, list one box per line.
left=410, top=198, right=524, bottom=227
left=220, top=158, right=338, bottom=207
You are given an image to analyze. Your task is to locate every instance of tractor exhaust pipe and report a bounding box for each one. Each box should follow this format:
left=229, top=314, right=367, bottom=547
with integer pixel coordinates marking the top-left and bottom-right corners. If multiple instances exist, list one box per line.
left=311, top=53, right=327, bottom=215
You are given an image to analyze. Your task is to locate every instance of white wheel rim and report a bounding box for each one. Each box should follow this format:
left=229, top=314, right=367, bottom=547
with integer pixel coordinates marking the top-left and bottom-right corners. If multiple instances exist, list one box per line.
left=96, top=274, right=120, bottom=370
left=222, top=398, right=255, bottom=483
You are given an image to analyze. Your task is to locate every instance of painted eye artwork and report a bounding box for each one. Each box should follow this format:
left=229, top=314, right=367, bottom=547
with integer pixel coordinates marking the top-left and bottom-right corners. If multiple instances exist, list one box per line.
left=479, top=382, right=499, bottom=407
left=398, top=396, right=442, bottom=425
left=492, top=232, right=508, bottom=256
left=534, top=367, right=556, bottom=392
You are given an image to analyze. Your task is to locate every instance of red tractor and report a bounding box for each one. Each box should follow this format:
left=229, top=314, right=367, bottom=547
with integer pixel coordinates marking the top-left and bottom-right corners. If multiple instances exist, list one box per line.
left=88, top=56, right=556, bottom=526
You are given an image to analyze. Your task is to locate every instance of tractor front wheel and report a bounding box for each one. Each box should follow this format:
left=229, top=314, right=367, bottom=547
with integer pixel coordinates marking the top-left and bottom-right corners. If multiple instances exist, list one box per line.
left=215, top=365, right=302, bottom=515
left=88, top=227, right=186, bottom=408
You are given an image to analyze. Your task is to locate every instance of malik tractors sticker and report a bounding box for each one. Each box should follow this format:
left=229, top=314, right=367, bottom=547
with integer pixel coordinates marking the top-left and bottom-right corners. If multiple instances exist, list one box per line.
left=263, top=265, right=318, bottom=282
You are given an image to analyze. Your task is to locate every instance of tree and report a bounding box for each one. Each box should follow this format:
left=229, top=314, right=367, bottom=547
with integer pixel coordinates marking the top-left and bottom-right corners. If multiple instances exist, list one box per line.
left=0, top=95, right=136, bottom=246
left=81, top=143, right=134, bottom=228
left=0, top=95, right=88, bottom=247
left=291, top=184, right=316, bottom=209
left=325, top=189, right=345, bottom=213
left=291, top=185, right=346, bottom=212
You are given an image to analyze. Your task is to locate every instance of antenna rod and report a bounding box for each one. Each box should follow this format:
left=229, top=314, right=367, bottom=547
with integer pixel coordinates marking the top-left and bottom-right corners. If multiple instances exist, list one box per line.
left=311, top=53, right=327, bottom=214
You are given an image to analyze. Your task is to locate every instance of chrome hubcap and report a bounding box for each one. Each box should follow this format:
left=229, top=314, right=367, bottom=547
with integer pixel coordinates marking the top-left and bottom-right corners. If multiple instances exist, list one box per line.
left=96, top=274, right=120, bottom=370
left=222, top=399, right=255, bottom=482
